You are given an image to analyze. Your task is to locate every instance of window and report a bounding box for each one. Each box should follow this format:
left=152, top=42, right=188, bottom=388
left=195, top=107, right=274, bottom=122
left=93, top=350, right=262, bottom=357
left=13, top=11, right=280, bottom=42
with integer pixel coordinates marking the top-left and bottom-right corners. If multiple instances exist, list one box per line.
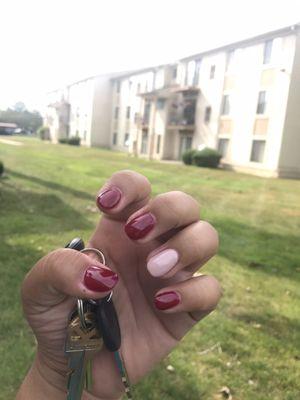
left=194, top=59, right=201, bottom=85
left=114, top=107, right=119, bottom=119
left=156, top=99, right=165, bottom=110
left=250, top=140, right=266, bottom=162
left=116, top=81, right=120, bottom=93
left=256, top=91, right=267, bottom=114
left=141, top=130, right=148, bottom=154
left=221, top=95, right=230, bottom=115
left=204, top=106, right=212, bottom=123
left=172, top=66, right=177, bottom=80
left=263, top=40, right=273, bottom=64
left=179, top=135, right=193, bottom=158
left=143, top=102, right=151, bottom=124
left=210, top=65, right=216, bottom=79
left=126, top=106, right=131, bottom=119
left=218, top=138, right=229, bottom=158
left=113, top=132, right=118, bottom=145
left=156, top=135, right=161, bottom=154
left=124, top=133, right=130, bottom=147
left=226, top=50, right=235, bottom=71
left=136, top=83, right=141, bottom=94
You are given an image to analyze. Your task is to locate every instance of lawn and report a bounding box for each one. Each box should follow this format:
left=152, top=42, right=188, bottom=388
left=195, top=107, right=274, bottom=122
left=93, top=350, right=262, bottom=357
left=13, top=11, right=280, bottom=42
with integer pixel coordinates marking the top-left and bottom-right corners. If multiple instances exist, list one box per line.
left=0, top=136, right=299, bottom=400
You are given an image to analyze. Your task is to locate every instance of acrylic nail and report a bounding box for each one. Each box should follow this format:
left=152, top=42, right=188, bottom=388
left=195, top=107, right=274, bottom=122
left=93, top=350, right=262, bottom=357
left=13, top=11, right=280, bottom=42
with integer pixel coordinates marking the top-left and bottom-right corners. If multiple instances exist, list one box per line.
left=154, top=291, right=181, bottom=310
left=97, top=187, right=122, bottom=209
left=124, top=212, right=155, bottom=240
left=84, top=265, right=118, bottom=292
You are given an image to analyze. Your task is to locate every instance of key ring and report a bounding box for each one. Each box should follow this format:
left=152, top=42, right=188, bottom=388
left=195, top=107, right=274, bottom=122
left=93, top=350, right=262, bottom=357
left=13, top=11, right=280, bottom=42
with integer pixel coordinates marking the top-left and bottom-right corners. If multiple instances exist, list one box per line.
left=77, top=247, right=110, bottom=328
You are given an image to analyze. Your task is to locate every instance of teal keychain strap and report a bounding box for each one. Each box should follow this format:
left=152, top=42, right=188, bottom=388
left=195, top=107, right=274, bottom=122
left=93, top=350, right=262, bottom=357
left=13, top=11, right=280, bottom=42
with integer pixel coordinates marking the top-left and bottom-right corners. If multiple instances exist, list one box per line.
left=114, top=351, right=132, bottom=399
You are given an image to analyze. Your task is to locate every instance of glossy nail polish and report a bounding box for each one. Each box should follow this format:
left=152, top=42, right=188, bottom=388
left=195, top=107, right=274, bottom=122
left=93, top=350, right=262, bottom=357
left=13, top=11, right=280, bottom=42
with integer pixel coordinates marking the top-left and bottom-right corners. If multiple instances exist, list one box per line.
left=97, top=187, right=122, bottom=209
left=84, top=265, right=118, bottom=292
left=154, top=291, right=181, bottom=310
left=124, top=213, right=155, bottom=240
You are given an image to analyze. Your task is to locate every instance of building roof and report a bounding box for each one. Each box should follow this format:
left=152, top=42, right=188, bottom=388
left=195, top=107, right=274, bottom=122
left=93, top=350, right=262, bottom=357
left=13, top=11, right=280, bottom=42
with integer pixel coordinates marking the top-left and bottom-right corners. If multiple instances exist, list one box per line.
left=181, top=23, right=300, bottom=61
left=0, top=122, right=18, bottom=128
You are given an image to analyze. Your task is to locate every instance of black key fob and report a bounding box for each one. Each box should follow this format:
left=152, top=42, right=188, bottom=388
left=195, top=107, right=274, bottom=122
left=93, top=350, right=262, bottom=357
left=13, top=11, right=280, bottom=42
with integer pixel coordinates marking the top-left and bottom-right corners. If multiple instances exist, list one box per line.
left=65, top=238, right=85, bottom=251
left=96, top=296, right=121, bottom=352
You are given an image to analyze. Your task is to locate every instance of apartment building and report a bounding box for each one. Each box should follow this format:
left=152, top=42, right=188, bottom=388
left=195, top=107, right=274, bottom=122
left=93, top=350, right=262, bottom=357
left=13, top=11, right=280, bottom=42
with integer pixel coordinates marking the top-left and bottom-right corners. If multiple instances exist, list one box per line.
left=45, top=73, right=115, bottom=147
left=46, top=24, right=300, bottom=178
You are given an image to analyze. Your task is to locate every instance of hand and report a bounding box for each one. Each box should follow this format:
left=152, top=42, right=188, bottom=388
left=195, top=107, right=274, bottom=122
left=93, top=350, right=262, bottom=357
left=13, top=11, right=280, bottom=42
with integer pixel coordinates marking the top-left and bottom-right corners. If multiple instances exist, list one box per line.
left=19, top=171, right=221, bottom=400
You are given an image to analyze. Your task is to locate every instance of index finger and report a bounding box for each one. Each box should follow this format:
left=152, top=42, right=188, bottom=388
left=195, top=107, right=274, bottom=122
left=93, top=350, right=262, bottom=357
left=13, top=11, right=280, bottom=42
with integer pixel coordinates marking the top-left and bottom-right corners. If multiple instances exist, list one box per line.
left=96, top=170, right=151, bottom=221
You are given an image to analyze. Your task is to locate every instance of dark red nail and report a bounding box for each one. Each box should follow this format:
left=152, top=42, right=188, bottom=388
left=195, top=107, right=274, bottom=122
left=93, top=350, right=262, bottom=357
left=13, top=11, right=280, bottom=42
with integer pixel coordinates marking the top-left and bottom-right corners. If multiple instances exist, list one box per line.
left=154, top=291, right=181, bottom=310
left=97, top=187, right=122, bottom=209
left=124, top=213, right=155, bottom=240
left=84, top=265, right=118, bottom=292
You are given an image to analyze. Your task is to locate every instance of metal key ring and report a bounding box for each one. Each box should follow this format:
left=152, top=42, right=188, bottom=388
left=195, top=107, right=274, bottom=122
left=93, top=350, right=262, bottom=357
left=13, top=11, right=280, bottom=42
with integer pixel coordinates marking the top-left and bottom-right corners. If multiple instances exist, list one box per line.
left=81, top=247, right=106, bottom=265
left=77, top=247, right=109, bottom=328
left=77, top=298, right=88, bottom=330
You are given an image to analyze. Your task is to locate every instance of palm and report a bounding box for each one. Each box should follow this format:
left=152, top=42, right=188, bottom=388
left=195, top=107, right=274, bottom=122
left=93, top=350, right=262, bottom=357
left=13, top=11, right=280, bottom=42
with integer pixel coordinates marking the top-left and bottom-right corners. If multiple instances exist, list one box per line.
left=88, top=216, right=194, bottom=395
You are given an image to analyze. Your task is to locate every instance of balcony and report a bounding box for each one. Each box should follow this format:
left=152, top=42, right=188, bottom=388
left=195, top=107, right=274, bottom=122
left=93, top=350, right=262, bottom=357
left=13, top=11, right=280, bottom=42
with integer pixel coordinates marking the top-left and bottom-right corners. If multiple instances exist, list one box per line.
left=168, top=93, right=197, bottom=131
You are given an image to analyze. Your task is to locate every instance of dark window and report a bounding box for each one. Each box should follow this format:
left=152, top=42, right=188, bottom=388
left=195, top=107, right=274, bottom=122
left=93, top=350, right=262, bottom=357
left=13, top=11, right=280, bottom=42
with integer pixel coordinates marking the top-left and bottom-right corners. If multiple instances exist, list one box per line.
left=126, top=106, right=131, bottom=119
left=137, top=83, right=141, bottom=94
left=141, top=130, right=148, bottom=154
left=156, top=135, right=161, bottom=153
left=210, top=65, right=216, bottom=79
left=221, top=95, right=230, bottom=115
left=124, top=133, right=130, bottom=146
left=113, top=132, right=118, bottom=145
left=156, top=99, right=165, bottom=110
left=204, top=106, right=212, bottom=123
left=250, top=140, right=266, bottom=162
left=257, top=91, right=267, bottom=114
left=114, top=107, right=119, bottom=119
left=218, top=138, right=229, bottom=157
left=179, top=135, right=193, bottom=158
left=116, top=81, right=120, bottom=93
left=263, top=40, right=273, bottom=64
left=76, top=130, right=79, bottom=136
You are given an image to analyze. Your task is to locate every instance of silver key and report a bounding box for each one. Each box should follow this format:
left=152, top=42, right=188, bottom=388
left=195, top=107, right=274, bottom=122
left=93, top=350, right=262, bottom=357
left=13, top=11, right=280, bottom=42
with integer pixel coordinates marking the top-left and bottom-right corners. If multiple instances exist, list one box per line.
left=65, top=303, right=103, bottom=400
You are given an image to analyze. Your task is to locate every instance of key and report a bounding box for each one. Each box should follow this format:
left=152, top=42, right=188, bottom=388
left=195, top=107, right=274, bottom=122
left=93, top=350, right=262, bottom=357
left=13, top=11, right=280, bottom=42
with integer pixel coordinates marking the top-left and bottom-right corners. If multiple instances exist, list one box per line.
left=65, top=302, right=103, bottom=400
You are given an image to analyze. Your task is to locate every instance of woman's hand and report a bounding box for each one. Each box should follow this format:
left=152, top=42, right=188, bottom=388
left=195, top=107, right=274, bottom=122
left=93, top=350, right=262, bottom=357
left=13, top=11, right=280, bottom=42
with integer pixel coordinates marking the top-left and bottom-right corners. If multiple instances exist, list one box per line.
left=18, top=170, right=221, bottom=400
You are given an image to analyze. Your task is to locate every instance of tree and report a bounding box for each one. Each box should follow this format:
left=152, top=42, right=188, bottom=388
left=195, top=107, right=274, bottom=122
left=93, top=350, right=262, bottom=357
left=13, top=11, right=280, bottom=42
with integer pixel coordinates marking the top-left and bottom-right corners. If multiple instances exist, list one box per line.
left=0, top=103, right=43, bottom=133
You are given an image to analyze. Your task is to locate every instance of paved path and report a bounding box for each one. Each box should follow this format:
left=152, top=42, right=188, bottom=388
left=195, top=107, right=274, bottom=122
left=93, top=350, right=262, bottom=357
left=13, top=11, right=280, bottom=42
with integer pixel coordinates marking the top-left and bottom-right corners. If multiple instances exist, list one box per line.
left=0, top=138, right=23, bottom=146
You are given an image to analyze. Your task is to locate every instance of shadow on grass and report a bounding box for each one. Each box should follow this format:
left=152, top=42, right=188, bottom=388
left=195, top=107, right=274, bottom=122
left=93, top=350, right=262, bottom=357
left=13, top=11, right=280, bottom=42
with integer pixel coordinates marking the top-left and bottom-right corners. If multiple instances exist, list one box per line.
left=214, top=217, right=300, bottom=281
left=8, top=169, right=92, bottom=201
left=0, top=183, right=91, bottom=236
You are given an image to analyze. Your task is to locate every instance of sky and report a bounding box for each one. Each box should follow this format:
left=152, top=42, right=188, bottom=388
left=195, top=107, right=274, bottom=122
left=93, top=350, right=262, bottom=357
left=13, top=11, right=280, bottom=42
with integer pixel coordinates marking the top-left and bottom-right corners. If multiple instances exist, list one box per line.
left=0, top=0, right=299, bottom=111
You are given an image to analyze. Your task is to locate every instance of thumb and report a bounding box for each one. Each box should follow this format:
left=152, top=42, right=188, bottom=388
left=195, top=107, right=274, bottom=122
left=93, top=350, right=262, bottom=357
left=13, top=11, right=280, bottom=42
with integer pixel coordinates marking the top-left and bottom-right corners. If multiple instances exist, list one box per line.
left=21, top=248, right=118, bottom=308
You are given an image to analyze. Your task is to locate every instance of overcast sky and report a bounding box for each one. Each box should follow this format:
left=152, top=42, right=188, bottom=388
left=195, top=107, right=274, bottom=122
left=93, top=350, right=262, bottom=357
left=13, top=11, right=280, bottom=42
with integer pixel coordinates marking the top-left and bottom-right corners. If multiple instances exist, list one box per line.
left=0, top=0, right=299, bottom=111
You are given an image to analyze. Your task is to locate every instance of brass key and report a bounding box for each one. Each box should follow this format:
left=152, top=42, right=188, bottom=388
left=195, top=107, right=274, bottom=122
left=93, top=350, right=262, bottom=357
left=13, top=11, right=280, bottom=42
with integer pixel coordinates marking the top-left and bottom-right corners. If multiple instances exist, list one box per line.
left=65, top=301, right=103, bottom=400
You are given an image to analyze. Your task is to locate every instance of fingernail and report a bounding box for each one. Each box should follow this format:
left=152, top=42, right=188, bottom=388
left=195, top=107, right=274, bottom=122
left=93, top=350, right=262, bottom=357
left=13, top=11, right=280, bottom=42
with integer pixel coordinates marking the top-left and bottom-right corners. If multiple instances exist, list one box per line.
left=147, top=249, right=179, bottom=277
left=84, top=265, right=118, bottom=292
left=154, top=291, right=181, bottom=310
left=97, top=187, right=122, bottom=209
left=124, top=213, right=155, bottom=240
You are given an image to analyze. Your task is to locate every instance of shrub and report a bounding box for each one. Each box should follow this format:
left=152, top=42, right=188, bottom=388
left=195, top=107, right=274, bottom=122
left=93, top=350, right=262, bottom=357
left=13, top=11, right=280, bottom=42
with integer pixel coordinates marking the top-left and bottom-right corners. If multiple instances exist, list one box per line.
left=0, top=161, right=4, bottom=176
left=58, top=137, right=81, bottom=146
left=192, top=148, right=222, bottom=168
left=182, top=149, right=198, bottom=165
left=37, top=126, right=50, bottom=140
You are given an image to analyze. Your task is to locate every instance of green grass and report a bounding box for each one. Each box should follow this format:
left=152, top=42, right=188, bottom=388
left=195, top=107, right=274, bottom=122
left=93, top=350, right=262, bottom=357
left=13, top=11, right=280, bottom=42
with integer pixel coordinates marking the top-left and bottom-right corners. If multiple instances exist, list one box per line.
left=0, top=136, right=300, bottom=399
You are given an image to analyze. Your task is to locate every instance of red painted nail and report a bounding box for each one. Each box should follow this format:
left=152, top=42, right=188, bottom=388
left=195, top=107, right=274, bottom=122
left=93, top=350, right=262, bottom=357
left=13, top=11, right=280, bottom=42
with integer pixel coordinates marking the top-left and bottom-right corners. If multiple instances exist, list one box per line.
left=84, top=265, right=118, bottom=292
left=97, top=187, right=122, bottom=209
left=124, top=213, right=155, bottom=240
left=154, top=291, right=181, bottom=310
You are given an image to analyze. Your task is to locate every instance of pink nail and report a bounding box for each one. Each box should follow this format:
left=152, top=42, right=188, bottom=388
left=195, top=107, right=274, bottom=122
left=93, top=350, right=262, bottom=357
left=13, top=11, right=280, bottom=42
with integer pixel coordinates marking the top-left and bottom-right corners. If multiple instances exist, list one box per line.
left=147, top=249, right=179, bottom=277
